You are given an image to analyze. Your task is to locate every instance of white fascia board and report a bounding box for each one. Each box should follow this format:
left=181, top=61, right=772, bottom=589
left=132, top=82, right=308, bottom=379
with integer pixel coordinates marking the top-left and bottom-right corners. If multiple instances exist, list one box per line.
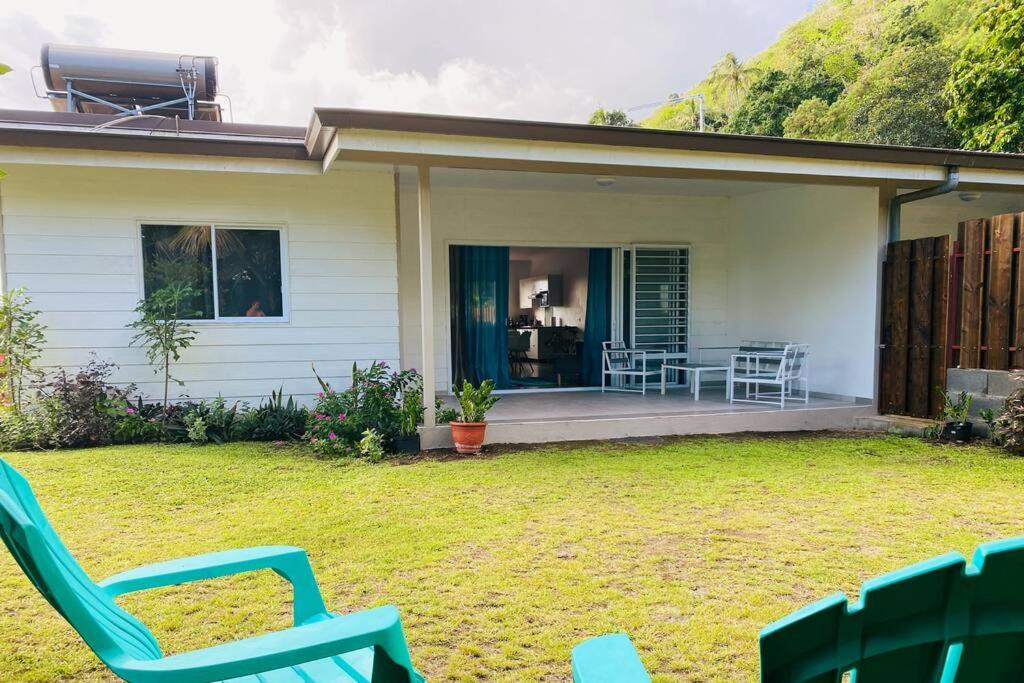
left=0, top=145, right=321, bottom=175
left=330, top=128, right=1024, bottom=187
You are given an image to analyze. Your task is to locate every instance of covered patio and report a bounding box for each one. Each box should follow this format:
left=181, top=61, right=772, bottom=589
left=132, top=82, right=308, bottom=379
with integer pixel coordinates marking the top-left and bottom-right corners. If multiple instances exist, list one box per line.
left=313, top=110, right=1024, bottom=448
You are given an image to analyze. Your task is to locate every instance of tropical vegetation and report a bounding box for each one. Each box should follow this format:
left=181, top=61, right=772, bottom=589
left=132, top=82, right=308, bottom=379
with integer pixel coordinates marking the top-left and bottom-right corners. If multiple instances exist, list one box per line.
left=594, top=0, right=1023, bottom=152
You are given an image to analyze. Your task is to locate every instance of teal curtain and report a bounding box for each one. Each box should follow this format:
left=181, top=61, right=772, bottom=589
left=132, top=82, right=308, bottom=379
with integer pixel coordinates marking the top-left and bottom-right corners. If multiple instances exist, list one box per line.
left=582, top=248, right=612, bottom=386
left=450, top=246, right=511, bottom=389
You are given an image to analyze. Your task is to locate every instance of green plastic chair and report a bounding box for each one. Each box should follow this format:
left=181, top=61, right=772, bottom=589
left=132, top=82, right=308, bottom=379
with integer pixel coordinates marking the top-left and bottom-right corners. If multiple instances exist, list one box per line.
left=0, top=458, right=424, bottom=682
left=572, top=536, right=1024, bottom=682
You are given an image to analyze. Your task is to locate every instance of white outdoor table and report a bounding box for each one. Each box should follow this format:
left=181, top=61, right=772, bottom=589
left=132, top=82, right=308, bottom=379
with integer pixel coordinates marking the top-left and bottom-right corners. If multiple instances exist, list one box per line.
left=660, top=362, right=732, bottom=400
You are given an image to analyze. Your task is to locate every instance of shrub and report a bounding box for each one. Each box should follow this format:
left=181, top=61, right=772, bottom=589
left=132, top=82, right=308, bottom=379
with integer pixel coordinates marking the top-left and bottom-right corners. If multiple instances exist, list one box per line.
left=39, top=359, right=135, bottom=448
left=0, top=287, right=47, bottom=412
left=110, top=399, right=163, bottom=444
left=307, top=361, right=423, bottom=457
left=305, top=388, right=353, bottom=456
left=180, top=398, right=238, bottom=444
left=233, top=388, right=307, bottom=441
left=0, top=402, right=58, bottom=450
left=993, top=388, right=1024, bottom=453
left=358, top=428, right=385, bottom=463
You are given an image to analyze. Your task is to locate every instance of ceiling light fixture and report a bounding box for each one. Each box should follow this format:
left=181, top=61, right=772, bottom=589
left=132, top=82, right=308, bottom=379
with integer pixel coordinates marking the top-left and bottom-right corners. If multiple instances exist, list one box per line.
left=595, top=176, right=616, bottom=187
left=959, top=191, right=982, bottom=202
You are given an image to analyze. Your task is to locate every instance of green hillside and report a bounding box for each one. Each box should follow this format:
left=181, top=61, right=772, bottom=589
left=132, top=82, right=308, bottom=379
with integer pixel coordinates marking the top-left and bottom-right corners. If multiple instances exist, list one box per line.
left=634, top=0, right=1024, bottom=152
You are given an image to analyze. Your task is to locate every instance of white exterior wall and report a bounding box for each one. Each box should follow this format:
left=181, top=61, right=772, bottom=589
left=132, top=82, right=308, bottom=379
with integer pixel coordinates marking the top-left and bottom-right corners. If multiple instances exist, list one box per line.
left=400, top=180, right=883, bottom=400
left=399, top=182, right=732, bottom=391
left=900, top=192, right=1024, bottom=241
left=0, top=164, right=399, bottom=404
left=727, top=185, right=880, bottom=399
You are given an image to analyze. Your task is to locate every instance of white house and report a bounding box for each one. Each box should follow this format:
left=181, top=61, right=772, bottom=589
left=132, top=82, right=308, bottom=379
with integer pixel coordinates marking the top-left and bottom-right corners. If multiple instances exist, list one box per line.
left=2, top=107, right=1024, bottom=447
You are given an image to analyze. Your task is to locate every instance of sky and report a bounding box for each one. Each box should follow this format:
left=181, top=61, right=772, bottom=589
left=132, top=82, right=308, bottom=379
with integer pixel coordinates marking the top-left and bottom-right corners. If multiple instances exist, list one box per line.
left=0, top=1, right=813, bottom=126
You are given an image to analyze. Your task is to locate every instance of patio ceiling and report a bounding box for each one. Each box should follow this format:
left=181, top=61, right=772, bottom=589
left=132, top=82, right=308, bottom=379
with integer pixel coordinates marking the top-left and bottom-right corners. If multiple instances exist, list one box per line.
left=397, top=166, right=799, bottom=197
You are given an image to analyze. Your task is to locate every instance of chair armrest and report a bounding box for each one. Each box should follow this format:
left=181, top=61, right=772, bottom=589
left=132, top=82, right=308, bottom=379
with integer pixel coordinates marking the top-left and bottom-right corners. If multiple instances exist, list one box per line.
left=112, top=605, right=422, bottom=683
left=571, top=633, right=651, bottom=683
left=100, top=546, right=328, bottom=625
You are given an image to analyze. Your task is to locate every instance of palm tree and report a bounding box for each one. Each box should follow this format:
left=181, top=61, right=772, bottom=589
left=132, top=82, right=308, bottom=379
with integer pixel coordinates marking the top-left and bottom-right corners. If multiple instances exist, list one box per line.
left=706, top=52, right=760, bottom=113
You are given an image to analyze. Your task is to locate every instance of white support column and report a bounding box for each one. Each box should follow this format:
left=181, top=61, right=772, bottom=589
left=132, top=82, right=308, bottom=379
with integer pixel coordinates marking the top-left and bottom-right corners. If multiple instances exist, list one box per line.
left=418, top=165, right=436, bottom=426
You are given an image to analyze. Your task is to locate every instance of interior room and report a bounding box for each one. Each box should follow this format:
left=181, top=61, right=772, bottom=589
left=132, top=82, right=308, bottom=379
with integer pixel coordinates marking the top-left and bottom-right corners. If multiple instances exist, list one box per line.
left=450, top=245, right=607, bottom=391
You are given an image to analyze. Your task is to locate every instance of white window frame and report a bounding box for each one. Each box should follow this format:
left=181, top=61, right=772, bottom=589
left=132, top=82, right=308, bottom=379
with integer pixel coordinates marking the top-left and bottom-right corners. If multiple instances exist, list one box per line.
left=137, top=222, right=290, bottom=324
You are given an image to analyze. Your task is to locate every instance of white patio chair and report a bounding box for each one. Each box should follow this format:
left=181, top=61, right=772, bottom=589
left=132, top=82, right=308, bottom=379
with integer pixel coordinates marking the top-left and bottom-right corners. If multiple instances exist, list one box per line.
left=601, top=341, right=664, bottom=395
left=729, top=343, right=809, bottom=408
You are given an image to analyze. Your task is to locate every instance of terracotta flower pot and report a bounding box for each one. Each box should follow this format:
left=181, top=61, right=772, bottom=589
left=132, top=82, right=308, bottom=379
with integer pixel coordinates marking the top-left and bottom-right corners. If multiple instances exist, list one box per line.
left=450, top=421, right=487, bottom=454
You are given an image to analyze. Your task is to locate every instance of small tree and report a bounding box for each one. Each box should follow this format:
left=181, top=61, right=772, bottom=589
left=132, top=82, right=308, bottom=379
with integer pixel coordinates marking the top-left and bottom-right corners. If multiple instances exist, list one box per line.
left=0, top=288, right=46, bottom=412
left=588, top=107, right=635, bottom=127
left=128, top=283, right=200, bottom=417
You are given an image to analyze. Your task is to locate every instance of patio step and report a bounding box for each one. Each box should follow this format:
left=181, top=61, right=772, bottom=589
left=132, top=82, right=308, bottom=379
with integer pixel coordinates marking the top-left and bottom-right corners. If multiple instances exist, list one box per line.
left=854, top=414, right=940, bottom=437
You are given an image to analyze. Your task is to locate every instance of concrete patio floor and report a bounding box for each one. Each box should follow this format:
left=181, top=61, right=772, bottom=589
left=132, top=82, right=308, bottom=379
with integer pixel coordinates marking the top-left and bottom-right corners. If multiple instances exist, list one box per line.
left=421, top=386, right=875, bottom=449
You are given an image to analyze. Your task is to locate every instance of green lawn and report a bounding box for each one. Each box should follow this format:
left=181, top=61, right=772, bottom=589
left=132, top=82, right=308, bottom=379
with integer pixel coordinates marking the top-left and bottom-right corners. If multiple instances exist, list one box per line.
left=2, top=435, right=1023, bottom=681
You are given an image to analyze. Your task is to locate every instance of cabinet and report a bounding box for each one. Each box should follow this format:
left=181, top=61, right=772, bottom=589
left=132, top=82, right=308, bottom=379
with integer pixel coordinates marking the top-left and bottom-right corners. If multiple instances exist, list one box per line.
left=517, top=274, right=564, bottom=308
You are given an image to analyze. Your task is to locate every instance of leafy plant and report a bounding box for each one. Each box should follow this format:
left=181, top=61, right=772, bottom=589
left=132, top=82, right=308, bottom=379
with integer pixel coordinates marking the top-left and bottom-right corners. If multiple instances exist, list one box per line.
left=127, top=283, right=201, bottom=419
left=39, top=358, right=135, bottom=448
left=233, top=388, right=308, bottom=441
left=0, top=401, right=59, bottom=450
left=180, top=398, right=238, bottom=444
left=308, top=362, right=423, bottom=455
left=358, top=428, right=386, bottom=463
left=110, top=398, right=163, bottom=444
left=435, top=400, right=458, bottom=425
left=0, top=288, right=47, bottom=412
left=452, top=379, right=500, bottom=423
left=939, top=390, right=973, bottom=423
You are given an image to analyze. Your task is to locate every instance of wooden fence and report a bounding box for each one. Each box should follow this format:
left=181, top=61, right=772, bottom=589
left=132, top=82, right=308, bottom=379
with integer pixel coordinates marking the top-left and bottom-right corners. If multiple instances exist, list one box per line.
left=879, top=235, right=950, bottom=418
left=953, top=213, right=1024, bottom=371
left=881, top=212, right=1024, bottom=418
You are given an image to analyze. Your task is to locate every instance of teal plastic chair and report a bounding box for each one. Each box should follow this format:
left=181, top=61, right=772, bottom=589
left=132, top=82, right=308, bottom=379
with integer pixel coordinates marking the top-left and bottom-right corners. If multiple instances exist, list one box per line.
left=572, top=537, right=1024, bottom=682
left=0, top=459, right=423, bottom=682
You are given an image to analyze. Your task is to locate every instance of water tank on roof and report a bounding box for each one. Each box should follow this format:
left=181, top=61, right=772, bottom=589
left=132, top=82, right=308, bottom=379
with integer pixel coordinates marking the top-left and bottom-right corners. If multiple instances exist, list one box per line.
left=40, top=43, right=221, bottom=120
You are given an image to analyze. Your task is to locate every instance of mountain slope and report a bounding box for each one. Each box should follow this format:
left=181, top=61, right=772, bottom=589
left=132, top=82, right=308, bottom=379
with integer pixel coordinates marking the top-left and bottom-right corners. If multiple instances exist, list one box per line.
left=640, top=0, right=1004, bottom=150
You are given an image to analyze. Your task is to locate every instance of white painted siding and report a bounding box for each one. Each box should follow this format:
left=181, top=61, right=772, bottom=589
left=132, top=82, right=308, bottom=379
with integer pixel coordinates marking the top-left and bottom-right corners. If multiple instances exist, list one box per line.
left=398, top=180, right=732, bottom=391
left=727, top=185, right=879, bottom=399
left=0, top=164, right=399, bottom=404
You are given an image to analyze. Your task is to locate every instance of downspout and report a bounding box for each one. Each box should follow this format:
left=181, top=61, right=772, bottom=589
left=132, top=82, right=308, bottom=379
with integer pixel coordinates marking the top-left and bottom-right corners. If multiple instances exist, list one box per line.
left=887, top=165, right=960, bottom=243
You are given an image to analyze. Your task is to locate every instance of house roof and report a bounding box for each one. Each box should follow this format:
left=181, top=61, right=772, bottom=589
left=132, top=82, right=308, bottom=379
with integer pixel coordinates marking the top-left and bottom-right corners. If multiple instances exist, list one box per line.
left=3, top=106, right=1024, bottom=174
left=0, top=109, right=308, bottom=160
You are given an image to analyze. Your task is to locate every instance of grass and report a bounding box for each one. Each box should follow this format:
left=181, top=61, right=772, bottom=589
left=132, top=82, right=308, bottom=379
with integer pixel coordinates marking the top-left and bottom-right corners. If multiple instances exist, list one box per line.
left=1, top=434, right=1024, bottom=681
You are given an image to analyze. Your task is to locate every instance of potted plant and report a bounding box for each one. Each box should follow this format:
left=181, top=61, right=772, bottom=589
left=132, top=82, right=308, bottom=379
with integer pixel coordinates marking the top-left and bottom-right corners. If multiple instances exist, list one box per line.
left=450, top=379, right=500, bottom=454
left=940, top=390, right=974, bottom=443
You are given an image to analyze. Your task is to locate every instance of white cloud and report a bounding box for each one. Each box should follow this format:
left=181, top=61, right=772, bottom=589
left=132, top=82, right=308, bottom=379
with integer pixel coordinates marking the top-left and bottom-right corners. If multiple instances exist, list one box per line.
left=0, top=0, right=807, bottom=125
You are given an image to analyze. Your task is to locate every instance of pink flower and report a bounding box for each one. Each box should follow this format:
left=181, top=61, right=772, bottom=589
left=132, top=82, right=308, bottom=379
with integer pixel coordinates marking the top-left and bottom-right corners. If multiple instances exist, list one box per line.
left=317, top=391, right=324, bottom=398
left=328, top=432, right=337, bottom=440
left=337, top=413, right=346, bottom=421
left=315, top=413, right=326, bottom=421
left=125, top=407, right=135, bottom=415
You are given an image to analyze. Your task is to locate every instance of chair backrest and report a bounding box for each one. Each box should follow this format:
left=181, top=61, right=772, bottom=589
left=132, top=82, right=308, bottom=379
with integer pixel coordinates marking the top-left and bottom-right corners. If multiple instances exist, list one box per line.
left=774, top=344, right=809, bottom=383
left=759, top=536, right=1024, bottom=682
left=508, top=330, right=531, bottom=353
left=0, top=459, right=161, bottom=668
left=602, top=341, right=631, bottom=371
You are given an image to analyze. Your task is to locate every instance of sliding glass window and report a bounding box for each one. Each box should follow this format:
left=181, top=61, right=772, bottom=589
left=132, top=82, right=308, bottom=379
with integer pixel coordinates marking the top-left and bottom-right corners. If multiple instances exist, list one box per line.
left=140, top=224, right=285, bottom=320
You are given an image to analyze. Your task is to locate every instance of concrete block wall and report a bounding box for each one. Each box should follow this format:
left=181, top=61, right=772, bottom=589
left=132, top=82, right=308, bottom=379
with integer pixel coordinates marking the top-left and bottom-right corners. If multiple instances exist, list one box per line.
left=946, top=368, right=1024, bottom=432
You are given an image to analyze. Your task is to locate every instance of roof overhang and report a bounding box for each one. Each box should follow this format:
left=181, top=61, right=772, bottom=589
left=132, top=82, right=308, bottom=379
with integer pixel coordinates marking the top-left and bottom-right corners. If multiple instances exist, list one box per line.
left=3, top=106, right=1024, bottom=189
left=312, top=108, right=1024, bottom=189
